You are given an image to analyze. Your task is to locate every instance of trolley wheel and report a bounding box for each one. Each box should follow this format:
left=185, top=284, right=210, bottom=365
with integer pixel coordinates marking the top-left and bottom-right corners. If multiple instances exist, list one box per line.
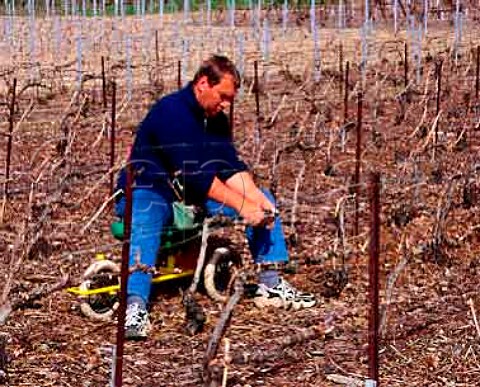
left=79, top=260, right=120, bottom=321
left=203, top=246, right=241, bottom=303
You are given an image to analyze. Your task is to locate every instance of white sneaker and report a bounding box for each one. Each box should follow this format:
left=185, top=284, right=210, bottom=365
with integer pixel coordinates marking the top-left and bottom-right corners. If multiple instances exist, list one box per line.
left=253, top=278, right=317, bottom=310
left=125, top=303, right=151, bottom=340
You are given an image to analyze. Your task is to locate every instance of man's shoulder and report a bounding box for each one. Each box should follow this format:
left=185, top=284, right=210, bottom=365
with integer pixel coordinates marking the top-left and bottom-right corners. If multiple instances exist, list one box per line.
left=151, top=89, right=190, bottom=117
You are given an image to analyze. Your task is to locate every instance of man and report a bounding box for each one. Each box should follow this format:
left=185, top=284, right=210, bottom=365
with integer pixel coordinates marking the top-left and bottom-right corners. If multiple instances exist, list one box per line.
left=116, top=55, right=316, bottom=340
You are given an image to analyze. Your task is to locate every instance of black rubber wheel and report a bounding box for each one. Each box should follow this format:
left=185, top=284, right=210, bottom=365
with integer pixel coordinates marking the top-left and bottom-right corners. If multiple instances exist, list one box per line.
left=203, top=237, right=241, bottom=302
left=79, top=260, right=120, bottom=321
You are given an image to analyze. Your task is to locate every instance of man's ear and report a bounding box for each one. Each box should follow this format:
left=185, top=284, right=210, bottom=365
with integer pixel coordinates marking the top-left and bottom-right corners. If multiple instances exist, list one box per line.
left=197, top=76, right=209, bottom=92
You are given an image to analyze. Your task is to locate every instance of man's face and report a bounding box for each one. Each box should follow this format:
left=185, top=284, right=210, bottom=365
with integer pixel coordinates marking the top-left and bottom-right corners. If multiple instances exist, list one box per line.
left=195, top=74, right=236, bottom=117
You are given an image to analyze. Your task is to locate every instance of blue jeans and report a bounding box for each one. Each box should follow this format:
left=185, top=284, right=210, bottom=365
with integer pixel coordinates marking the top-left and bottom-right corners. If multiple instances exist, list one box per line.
left=116, top=188, right=288, bottom=304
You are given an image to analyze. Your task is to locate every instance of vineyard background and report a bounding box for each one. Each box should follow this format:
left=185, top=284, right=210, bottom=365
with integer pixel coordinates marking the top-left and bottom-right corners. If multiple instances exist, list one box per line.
left=0, top=1, right=480, bottom=386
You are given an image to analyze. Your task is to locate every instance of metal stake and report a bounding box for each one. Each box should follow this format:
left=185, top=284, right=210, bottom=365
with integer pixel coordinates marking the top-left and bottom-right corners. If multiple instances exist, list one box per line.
left=475, top=45, right=479, bottom=100
left=368, top=172, right=381, bottom=386
left=109, top=81, right=116, bottom=198
left=177, top=60, right=182, bottom=90
left=254, top=60, right=260, bottom=118
left=102, top=56, right=107, bottom=110
left=354, top=91, right=363, bottom=236
left=404, top=42, right=408, bottom=89
left=114, top=163, right=134, bottom=387
left=4, top=78, right=17, bottom=202
left=435, top=60, right=443, bottom=149
left=343, top=61, right=349, bottom=123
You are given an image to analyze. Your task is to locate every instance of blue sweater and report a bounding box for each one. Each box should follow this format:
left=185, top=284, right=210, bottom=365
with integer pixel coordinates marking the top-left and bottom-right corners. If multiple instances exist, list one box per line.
left=117, top=83, right=248, bottom=205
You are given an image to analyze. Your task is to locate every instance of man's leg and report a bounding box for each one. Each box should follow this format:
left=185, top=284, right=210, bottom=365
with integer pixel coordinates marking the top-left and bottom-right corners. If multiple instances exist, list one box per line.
left=117, top=188, right=172, bottom=338
left=204, top=188, right=315, bottom=309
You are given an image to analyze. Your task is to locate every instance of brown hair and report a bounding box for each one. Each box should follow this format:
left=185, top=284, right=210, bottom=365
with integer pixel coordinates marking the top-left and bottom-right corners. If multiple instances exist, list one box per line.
left=192, top=55, right=241, bottom=89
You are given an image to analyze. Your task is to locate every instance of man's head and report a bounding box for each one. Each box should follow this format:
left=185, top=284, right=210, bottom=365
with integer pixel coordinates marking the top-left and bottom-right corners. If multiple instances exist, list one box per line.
left=192, top=55, right=241, bottom=117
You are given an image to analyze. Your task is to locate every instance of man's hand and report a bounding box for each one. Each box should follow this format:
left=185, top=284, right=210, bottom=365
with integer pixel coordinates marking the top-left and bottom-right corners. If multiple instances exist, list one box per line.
left=238, top=201, right=266, bottom=227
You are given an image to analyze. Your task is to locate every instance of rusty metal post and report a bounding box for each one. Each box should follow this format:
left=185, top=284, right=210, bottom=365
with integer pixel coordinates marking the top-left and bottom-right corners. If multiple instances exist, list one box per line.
left=5, top=78, right=17, bottom=201
left=254, top=60, right=260, bottom=119
left=435, top=60, right=443, bottom=147
left=404, top=42, right=408, bottom=89
left=101, top=56, right=107, bottom=110
left=339, top=42, right=344, bottom=97
left=110, top=81, right=116, bottom=198
left=229, top=101, right=234, bottom=133
left=476, top=45, right=479, bottom=100
left=368, top=172, right=381, bottom=386
left=343, top=61, right=349, bottom=123
left=177, top=60, right=182, bottom=90
left=354, top=91, right=363, bottom=237
left=114, top=163, right=133, bottom=387
left=155, top=30, right=159, bottom=71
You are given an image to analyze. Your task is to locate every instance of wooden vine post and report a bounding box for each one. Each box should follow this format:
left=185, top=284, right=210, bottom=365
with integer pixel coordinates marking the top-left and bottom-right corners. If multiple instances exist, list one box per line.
left=368, top=172, right=381, bottom=386
left=109, top=81, right=117, bottom=198
left=113, top=163, right=134, bottom=387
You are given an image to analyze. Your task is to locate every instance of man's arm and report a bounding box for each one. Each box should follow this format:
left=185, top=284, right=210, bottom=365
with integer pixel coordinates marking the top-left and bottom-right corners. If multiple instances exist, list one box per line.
left=207, top=176, right=265, bottom=226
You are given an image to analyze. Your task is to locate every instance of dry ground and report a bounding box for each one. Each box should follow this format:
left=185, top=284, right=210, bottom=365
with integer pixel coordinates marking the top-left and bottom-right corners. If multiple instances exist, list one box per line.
left=0, top=11, right=479, bottom=387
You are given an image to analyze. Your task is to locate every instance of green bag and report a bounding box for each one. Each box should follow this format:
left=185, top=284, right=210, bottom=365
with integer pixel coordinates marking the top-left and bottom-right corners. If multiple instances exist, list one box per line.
left=172, top=201, right=197, bottom=230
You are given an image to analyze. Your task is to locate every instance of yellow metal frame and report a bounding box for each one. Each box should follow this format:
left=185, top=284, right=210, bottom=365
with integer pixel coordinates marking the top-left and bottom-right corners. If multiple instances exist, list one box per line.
left=66, top=270, right=194, bottom=297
